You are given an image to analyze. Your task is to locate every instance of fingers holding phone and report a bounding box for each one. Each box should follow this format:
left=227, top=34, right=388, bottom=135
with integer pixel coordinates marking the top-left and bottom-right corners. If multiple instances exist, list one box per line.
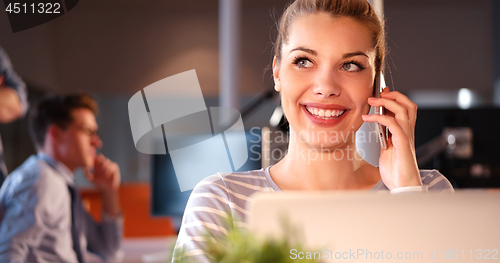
left=366, top=93, right=418, bottom=151
left=363, top=73, right=417, bottom=152
left=361, top=73, right=421, bottom=189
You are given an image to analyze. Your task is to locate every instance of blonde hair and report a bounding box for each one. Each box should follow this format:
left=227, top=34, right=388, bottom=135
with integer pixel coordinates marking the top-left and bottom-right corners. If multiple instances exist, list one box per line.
left=274, top=0, right=385, bottom=74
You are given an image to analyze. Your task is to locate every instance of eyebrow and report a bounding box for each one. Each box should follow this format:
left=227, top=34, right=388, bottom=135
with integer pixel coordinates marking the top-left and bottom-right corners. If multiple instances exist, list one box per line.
left=290, top=47, right=368, bottom=59
left=342, top=51, right=369, bottom=59
left=290, top=47, right=317, bottom=56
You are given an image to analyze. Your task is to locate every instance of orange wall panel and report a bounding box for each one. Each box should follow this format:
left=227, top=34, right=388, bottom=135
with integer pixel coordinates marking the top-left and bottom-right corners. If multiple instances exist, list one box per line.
left=80, top=183, right=175, bottom=237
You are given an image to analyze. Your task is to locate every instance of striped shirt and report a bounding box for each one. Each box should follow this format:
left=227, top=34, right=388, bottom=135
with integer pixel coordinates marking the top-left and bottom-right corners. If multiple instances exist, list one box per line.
left=172, top=167, right=454, bottom=262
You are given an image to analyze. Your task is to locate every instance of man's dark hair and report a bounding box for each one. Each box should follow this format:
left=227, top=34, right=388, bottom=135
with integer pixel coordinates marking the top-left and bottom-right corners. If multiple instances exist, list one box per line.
left=28, top=93, right=98, bottom=149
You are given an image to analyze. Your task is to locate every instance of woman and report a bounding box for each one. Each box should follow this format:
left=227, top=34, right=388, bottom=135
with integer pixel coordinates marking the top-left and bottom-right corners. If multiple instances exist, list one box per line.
left=173, top=0, right=453, bottom=262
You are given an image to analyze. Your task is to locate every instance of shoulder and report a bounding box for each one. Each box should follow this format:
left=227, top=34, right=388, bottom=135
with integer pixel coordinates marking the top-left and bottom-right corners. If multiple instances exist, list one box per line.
left=419, top=169, right=454, bottom=192
left=1, top=156, right=66, bottom=203
left=2, top=156, right=42, bottom=192
left=190, top=169, right=273, bottom=209
left=7, top=156, right=62, bottom=186
left=174, top=170, right=272, bottom=262
left=193, top=169, right=272, bottom=194
left=184, top=169, right=273, bottom=223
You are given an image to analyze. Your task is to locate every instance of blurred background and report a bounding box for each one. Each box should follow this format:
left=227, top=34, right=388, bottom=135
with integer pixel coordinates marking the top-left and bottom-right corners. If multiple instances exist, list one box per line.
left=0, top=0, right=499, bottom=260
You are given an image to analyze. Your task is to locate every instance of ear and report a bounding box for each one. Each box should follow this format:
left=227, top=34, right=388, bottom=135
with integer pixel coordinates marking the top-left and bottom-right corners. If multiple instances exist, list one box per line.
left=46, top=124, right=63, bottom=145
left=272, top=56, right=281, bottom=92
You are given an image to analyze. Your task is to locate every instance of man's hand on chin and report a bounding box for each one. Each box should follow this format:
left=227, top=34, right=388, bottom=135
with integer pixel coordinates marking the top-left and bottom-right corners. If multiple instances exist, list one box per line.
left=84, top=154, right=121, bottom=193
left=84, top=154, right=122, bottom=217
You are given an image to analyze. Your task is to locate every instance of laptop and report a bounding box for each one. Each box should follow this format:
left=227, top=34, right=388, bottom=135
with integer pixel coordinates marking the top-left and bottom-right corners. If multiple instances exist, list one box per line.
left=248, top=191, right=500, bottom=262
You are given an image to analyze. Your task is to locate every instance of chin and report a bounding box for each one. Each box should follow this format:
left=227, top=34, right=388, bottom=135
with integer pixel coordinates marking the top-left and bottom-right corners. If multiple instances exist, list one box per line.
left=84, top=159, right=94, bottom=169
left=307, top=139, right=354, bottom=151
left=300, top=126, right=357, bottom=143
left=299, top=123, right=363, bottom=151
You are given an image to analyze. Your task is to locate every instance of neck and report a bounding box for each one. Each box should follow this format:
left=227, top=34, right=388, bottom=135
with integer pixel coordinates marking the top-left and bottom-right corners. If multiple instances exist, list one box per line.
left=40, top=146, right=76, bottom=172
left=270, top=129, right=380, bottom=190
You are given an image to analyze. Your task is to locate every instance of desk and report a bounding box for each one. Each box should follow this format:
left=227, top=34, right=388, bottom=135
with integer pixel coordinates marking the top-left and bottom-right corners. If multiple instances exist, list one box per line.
left=122, top=237, right=177, bottom=263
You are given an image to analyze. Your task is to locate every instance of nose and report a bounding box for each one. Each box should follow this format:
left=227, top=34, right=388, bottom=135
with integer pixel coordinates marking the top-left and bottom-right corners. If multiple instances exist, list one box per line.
left=92, top=134, right=103, bottom=149
left=312, top=67, right=341, bottom=98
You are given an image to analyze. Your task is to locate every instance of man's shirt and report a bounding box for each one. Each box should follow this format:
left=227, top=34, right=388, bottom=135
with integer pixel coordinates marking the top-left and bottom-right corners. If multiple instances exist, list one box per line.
left=0, top=153, right=122, bottom=263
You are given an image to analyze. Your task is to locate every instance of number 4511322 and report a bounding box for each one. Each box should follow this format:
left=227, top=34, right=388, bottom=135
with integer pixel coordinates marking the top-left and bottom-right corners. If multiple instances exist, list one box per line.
left=443, top=249, right=498, bottom=260
left=5, top=3, right=61, bottom=14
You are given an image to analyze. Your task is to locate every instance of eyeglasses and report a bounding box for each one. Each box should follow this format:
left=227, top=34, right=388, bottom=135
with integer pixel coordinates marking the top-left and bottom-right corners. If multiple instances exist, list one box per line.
left=73, top=126, right=99, bottom=137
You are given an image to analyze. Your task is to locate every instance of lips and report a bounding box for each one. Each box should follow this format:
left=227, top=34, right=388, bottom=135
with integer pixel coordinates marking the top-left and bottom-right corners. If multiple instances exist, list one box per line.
left=305, top=106, right=346, bottom=119
left=301, top=103, right=349, bottom=125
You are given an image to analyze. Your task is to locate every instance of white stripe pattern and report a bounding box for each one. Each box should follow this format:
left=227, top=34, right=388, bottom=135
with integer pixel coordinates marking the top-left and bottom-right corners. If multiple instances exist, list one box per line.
left=189, top=193, right=249, bottom=215
left=181, top=221, right=229, bottom=235
left=429, top=176, right=444, bottom=188
left=222, top=178, right=271, bottom=191
left=197, top=180, right=273, bottom=202
left=224, top=174, right=267, bottom=180
left=184, top=206, right=229, bottom=218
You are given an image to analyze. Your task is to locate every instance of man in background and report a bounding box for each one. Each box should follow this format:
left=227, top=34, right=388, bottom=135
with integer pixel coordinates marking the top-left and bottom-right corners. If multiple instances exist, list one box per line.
left=0, top=46, right=29, bottom=186
left=0, top=93, right=122, bottom=262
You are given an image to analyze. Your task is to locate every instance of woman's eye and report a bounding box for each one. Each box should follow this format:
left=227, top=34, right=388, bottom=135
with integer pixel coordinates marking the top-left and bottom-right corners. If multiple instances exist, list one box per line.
left=341, top=62, right=362, bottom=72
left=295, top=58, right=313, bottom=68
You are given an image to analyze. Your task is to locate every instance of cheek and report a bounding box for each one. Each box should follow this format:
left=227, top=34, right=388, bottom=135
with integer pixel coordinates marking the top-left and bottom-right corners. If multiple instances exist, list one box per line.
left=280, top=71, right=309, bottom=102
left=347, top=80, right=373, bottom=114
left=280, top=87, right=300, bottom=105
left=351, top=84, right=372, bottom=103
left=79, top=138, right=91, bottom=152
left=279, top=87, right=305, bottom=126
left=71, top=136, right=89, bottom=154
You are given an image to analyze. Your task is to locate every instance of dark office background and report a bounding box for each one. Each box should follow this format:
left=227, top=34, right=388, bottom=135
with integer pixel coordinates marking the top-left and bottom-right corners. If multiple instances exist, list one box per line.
left=0, top=0, right=499, bottom=188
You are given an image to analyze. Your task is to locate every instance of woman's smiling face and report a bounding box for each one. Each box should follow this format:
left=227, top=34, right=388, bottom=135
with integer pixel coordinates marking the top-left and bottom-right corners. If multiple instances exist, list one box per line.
left=273, top=13, right=377, bottom=149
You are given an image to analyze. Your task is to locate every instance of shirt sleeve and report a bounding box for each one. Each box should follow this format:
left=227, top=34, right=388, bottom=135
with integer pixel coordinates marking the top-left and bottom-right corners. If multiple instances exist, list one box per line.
left=0, top=46, right=28, bottom=116
left=81, top=200, right=123, bottom=261
left=172, top=174, right=234, bottom=263
left=391, top=170, right=455, bottom=194
left=421, top=169, right=454, bottom=192
left=390, top=170, right=454, bottom=194
left=390, top=185, right=428, bottom=194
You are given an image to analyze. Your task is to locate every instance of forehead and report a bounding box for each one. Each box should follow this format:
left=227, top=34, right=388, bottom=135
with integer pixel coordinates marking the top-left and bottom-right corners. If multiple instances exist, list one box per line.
left=70, top=108, right=98, bottom=128
left=284, top=13, right=375, bottom=55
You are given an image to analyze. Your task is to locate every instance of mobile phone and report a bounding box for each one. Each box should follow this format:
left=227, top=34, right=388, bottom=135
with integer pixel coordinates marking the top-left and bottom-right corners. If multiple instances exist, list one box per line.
left=373, top=72, right=388, bottom=150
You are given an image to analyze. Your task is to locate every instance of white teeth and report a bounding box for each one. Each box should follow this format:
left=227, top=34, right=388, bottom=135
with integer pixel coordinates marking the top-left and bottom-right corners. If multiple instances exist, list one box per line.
left=306, top=106, right=346, bottom=119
